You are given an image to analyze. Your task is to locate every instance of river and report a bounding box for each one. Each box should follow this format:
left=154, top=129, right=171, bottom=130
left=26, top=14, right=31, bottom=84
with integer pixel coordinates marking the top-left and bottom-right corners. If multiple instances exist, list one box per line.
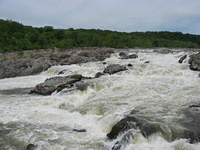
left=0, top=49, right=200, bottom=150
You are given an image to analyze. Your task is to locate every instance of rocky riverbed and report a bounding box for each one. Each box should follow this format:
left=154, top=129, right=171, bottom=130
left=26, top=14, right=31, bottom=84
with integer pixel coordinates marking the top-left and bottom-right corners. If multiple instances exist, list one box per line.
left=1, top=48, right=200, bottom=150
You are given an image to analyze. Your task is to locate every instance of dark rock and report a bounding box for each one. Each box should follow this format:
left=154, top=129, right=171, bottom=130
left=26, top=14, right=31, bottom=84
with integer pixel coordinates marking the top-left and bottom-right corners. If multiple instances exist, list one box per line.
left=119, top=52, right=138, bottom=59
left=103, top=62, right=107, bottom=65
left=119, top=52, right=129, bottom=59
left=111, top=132, right=132, bottom=150
left=189, top=53, right=200, bottom=71
left=26, top=144, right=36, bottom=150
left=127, top=64, right=133, bottom=67
left=103, top=64, right=127, bottom=75
left=107, top=116, right=160, bottom=140
left=73, top=129, right=87, bottom=132
left=95, top=72, right=104, bottom=78
left=30, top=74, right=82, bottom=95
left=144, top=61, right=150, bottom=64
left=178, top=55, right=187, bottom=63
left=189, top=104, right=200, bottom=108
left=75, top=82, right=90, bottom=91
left=129, top=54, right=138, bottom=59
left=58, top=69, right=68, bottom=75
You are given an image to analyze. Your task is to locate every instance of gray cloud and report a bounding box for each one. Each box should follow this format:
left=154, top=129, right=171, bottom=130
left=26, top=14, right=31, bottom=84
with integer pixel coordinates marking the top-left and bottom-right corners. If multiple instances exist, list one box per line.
left=0, top=0, right=200, bottom=34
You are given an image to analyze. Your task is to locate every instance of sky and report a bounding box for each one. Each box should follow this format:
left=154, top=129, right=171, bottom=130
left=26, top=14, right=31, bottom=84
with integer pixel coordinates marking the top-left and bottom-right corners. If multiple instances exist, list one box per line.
left=0, top=0, right=200, bottom=34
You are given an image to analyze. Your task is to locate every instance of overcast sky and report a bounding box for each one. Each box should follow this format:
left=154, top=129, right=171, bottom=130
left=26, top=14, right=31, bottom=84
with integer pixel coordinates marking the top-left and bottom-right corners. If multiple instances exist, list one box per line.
left=0, top=0, right=200, bottom=34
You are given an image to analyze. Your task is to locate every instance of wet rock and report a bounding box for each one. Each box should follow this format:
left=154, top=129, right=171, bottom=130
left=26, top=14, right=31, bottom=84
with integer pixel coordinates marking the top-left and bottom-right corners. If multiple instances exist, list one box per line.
left=103, top=64, right=127, bottom=75
left=128, top=54, right=138, bottom=59
left=178, top=55, right=187, bottom=63
left=75, top=81, right=90, bottom=91
left=144, top=61, right=150, bottom=64
left=189, top=53, right=200, bottom=71
left=26, top=144, right=36, bottom=150
left=119, top=52, right=138, bottom=59
left=73, top=129, right=87, bottom=132
left=95, top=72, right=105, bottom=78
left=58, top=69, right=68, bottom=75
left=111, top=132, right=132, bottom=150
left=30, top=74, right=82, bottom=95
left=107, top=116, right=161, bottom=140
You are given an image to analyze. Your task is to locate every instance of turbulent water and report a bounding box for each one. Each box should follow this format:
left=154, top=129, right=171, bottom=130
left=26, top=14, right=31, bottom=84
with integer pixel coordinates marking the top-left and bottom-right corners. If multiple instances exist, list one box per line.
left=0, top=49, right=200, bottom=150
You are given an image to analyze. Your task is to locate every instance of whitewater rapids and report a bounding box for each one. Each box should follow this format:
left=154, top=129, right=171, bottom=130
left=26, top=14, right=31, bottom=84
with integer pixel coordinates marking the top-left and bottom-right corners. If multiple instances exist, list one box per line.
left=0, top=49, right=200, bottom=150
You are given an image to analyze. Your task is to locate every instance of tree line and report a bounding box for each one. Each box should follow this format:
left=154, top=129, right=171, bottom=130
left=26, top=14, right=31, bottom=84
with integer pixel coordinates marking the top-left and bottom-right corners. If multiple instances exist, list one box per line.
left=0, top=19, right=200, bottom=52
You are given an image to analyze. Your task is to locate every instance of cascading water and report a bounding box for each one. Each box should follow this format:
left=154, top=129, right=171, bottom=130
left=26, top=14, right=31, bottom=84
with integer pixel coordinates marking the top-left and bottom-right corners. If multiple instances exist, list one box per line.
left=0, top=49, right=200, bottom=150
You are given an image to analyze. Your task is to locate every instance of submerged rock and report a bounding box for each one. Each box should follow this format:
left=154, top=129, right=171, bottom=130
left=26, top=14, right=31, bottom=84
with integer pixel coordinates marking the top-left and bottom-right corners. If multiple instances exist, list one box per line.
left=26, top=144, right=36, bottom=150
left=30, top=74, right=82, bottom=95
left=94, top=72, right=105, bottom=78
left=73, top=129, right=87, bottom=132
left=189, top=53, right=200, bottom=71
left=178, top=55, right=187, bottom=63
left=103, top=64, right=127, bottom=75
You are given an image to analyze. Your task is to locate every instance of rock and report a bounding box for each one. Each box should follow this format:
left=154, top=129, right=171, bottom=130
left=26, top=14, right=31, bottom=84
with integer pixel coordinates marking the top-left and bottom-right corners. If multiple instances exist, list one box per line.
left=144, top=61, right=150, bottom=64
left=103, top=64, right=127, bottom=75
left=26, top=144, right=36, bottom=150
left=95, top=72, right=104, bottom=78
left=189, top=53, right=200, bottom=71
left=107, top=116, right=161, bottom=140
left=75, top=81, right=90, bottom=91
left=73, top=129, right=87, bottom=132
left=178, top=55, right=187, bottom=63
left=127, top=64, right=133, bottom=67
left=119, top=52, right=138, bottom=59
left=103, top=62, right=107, bottom=65
left=119, top=52, right=129, bottom=59
left=58, top=69, right=68, bottom=75
left=107, top=107, right=200, bottom=143
left=129, top=54, right=138, bottom=59
left=111, top=132, right=132, bottom=150
left=0, top=48, right=114, bottom=79
left=153, top=49, right=172, bottom=54
left=30, top=74, right=82, bottom=95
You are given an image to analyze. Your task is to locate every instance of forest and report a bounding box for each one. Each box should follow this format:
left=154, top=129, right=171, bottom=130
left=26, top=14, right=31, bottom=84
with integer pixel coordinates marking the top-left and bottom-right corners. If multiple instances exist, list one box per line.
left=1, top=19, right=200, bottom=52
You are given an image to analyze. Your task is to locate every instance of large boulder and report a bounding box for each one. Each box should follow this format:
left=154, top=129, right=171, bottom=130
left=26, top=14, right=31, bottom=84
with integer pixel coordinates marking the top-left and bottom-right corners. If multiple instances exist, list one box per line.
left=189, top=53, right=200, bottom=71
left=30, top=74, right=82, bottom=95
left=103, top=64, right=127, bottom=75
left=107, top=116, right=162, bottom=140
left=107, top=108, right=200, bottom=143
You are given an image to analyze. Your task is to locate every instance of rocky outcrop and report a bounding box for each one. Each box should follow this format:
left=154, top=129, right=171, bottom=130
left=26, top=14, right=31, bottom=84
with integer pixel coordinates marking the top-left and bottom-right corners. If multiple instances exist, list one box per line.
left=0, top=48, right=114, bottom=79
left=30, top=74, right=82, bottom=95
left=107, top=116, right=162, bottom=140
left=178, top=55, right=187, bottom=63
left=103, top=64, right=127, bottom=75
left=107, top=108, right=200, bottom=143
left=119, top=52, right=138, bottom=59
left=189, top=53, right=200, bottom=71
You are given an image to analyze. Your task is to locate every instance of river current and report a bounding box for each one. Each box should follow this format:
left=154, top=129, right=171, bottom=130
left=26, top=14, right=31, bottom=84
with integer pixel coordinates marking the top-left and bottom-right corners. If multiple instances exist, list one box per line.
left=0, top=49, right=200, bottom=150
